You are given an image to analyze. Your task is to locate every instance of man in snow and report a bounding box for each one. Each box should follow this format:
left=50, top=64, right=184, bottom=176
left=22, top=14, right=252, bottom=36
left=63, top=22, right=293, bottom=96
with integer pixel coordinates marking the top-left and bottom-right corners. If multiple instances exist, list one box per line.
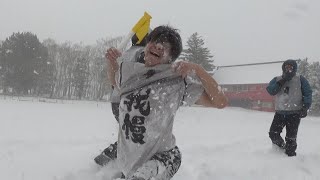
left=266, top=59, right=312, bottom=157
left=105, top=25, right=228, bottom=179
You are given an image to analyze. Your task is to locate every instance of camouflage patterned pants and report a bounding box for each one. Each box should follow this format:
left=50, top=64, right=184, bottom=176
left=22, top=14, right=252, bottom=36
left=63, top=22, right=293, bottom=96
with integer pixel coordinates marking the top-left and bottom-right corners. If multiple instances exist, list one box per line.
left=95, top=142, right=181, bottom=180
left=129, top=146, right=182, bottom=180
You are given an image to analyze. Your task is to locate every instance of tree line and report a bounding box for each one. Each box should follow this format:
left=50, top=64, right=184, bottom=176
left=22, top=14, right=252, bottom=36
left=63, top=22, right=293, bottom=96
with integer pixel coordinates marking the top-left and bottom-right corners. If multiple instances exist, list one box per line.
left=0, top=32, right=122, bottom=100
left=2, top=32, right=317, bottom=116
left=0, top=32, right=214, bottom=100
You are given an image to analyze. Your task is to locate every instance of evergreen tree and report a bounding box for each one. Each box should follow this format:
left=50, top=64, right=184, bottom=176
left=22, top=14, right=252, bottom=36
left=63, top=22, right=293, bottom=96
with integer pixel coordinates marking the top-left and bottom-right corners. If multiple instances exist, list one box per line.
left=0, top=41, right=4, bottom=91
left=181, top=33, right=215, bottom=73
left=297, top=58, right=310, bottom=79
left=298, top=59, right=320, bottom=116
left=0, top=32, right=49, bottom=95
left=307, top=62, right=320, bottom=116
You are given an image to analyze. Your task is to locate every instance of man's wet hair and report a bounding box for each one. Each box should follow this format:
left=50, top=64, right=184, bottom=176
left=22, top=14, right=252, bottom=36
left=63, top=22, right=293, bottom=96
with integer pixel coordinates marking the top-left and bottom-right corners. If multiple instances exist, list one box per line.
left=146, top=25, right=182, bottom=61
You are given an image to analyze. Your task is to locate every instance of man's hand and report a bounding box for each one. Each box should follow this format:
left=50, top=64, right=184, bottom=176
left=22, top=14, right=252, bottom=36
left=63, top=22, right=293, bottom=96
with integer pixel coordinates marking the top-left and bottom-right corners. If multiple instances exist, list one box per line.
left=172, top=61, right=199, bottom=78
left=106, top=47, right=122, bottom=64
left=276, top=78, right=287, bottom=87
left=300, top=107, right=308, bottom=118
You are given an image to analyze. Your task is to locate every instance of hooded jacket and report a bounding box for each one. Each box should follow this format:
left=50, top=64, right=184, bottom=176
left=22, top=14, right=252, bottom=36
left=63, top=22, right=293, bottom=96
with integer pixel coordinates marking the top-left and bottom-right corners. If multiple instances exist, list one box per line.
left=266, top=60, right=312, bottom=113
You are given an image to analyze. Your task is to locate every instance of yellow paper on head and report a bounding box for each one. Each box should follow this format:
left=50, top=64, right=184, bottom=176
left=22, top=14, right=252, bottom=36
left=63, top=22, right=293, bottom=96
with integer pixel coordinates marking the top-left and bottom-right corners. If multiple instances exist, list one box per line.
left=132, top=12, right=152, bottom=44
left=117, top=12, right=152, bottom=52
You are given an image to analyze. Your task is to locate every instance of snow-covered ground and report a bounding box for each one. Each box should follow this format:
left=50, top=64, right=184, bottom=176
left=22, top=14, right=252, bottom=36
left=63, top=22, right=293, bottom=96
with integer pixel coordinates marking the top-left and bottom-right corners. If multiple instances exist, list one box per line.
left=0, top=99, right=319, bottom=180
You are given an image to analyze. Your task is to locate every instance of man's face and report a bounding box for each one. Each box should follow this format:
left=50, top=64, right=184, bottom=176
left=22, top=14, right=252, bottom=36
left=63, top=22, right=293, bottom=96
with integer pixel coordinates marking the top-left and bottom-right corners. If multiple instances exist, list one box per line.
left=284, top=64, right=294, bottom=73
left=144, top=41, right=172, bottom=67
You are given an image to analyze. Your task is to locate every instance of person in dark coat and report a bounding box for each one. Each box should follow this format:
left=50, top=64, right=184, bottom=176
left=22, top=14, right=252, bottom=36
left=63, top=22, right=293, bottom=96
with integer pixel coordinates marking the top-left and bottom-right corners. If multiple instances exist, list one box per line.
left=266, top=59, right=312, bottom=156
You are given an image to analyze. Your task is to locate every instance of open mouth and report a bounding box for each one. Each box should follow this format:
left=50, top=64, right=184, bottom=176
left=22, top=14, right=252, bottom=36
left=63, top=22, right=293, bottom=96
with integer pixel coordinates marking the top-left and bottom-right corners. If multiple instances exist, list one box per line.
left=150, top=51, right=160, bottom=58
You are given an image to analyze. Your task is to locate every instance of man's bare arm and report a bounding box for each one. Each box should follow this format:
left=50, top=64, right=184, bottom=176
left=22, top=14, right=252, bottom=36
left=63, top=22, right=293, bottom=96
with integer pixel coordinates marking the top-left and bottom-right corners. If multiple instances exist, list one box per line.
left=173, top=61, right=228, bottom=108
left=106, top=47, right=122, bottom=86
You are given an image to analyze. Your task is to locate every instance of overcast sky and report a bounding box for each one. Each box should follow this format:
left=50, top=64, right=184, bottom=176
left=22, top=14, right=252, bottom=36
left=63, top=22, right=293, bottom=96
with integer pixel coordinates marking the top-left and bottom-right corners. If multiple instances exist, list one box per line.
left=1, top=0, right=320, bottom=65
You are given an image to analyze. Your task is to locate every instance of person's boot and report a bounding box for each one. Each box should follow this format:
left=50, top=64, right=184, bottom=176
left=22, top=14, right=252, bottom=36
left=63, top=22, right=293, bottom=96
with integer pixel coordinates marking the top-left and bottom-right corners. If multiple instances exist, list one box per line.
left=278, top=141, right=286, bottom=149
left=285, top=150, right=297, bottom=157
left=284, top=137, right=297, bottom=157
left=94, top=142, right=117, bottom=166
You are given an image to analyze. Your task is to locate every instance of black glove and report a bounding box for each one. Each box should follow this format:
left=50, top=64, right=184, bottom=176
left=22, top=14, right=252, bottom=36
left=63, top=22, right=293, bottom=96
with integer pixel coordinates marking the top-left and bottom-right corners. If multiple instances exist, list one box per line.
left=282, top=72, right=294, bottom=81
left=276, top=78, right=287, bottom=87
left=300, top=107, right=308, bottom=118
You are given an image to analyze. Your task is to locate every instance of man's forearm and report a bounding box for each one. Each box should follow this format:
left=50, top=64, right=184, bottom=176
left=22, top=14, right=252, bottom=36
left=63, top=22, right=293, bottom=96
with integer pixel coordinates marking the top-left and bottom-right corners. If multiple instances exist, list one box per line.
left=105, top=47, right=122, bottom=86
left=195, top=66, right=228, bottom=108
left=107, top=59, right=119, bottom=86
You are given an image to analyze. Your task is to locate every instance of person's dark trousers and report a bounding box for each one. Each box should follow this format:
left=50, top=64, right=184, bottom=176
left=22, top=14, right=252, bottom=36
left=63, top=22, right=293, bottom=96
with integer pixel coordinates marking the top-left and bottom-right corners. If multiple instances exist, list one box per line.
left=269, top=113, right=301, bottom=156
